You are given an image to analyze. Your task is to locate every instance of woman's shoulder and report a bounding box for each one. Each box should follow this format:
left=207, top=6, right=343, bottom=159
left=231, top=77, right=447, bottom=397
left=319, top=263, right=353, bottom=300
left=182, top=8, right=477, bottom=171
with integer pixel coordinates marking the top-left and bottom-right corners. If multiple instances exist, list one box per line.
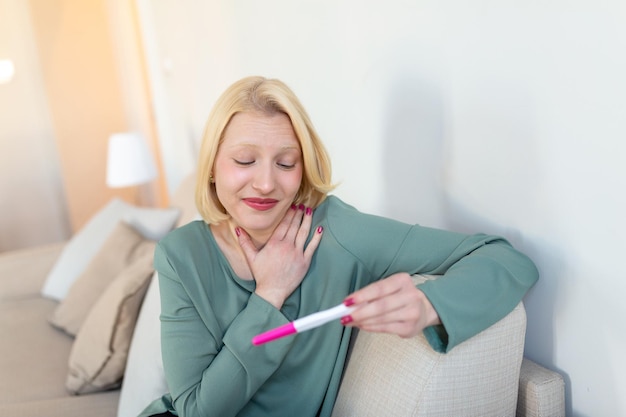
left=319, top=195, right=413, bottom=244
left=156, top=220, right=211, bottom=256
left=154, top=220, right=217, bottom=273
left=317, top=195, right=359, bottom=217
left=320, top=195, right=409, bottom=229
left=316, top=196, right=419, bottom=275
left=160, top=219, right=207, bottom=242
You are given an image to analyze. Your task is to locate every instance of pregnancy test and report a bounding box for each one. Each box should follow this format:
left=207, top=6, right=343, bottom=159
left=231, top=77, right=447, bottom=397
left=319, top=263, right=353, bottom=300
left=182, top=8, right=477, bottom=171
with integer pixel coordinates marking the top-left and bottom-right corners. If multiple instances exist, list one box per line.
left=252, top=303, right=355, bottom=346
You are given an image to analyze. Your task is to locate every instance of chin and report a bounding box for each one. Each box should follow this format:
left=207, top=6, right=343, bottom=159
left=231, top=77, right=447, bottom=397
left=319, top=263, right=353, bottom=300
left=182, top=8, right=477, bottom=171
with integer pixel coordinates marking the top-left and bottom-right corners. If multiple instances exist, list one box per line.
left=234, top=213, right=279, bottom=233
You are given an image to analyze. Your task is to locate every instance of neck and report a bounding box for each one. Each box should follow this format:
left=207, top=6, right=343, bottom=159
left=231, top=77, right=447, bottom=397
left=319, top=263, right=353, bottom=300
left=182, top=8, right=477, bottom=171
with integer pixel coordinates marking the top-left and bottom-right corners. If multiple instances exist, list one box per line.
left=225, top=219, right=269, bottom=250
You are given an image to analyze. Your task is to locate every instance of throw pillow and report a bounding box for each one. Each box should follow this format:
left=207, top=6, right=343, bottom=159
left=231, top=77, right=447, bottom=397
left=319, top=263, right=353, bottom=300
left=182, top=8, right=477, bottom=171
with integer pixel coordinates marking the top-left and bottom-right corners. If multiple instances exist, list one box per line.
left=66, top=248, right=155, bottom=394
left=41, top=198, right=179, bottom=301
left=49, top=221, right=155, bottom=336
left=117, top=272, right=169, bottom=417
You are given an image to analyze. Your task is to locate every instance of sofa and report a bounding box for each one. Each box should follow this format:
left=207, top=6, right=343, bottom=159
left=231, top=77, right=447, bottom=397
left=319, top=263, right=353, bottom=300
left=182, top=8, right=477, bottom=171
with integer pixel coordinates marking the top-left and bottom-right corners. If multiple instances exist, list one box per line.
left=0, top=173, right=565, bottom=417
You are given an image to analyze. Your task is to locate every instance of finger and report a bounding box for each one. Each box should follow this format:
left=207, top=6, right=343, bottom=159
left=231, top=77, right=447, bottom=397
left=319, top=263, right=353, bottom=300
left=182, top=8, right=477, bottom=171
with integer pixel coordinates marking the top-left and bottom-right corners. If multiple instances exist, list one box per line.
left=284, top=204, right=305, bottom=242
left=295, top=207, right=313, bottom=248
left=344, top=303, right=419, bottom=338
left=235, top=227, right=258, bottom=264
left=344, top=285, right=438, bottom=338
left=303, top=223, right=323, bottom=260
left=355, top=301, right=423, bottom=338
left=358, top=320, right=419, bottom=339
left=348, top=290, right=410, bottom=324
left=345, top=273, right=412, bottom=306
left=271, top=205, right=298, bottom=241
left=354, top=298, right=419, bottom=326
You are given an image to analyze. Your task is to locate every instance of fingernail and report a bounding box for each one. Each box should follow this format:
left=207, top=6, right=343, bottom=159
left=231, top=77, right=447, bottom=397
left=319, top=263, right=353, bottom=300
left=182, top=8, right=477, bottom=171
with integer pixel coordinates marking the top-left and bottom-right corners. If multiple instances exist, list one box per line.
left=317, top=226, right=323, bottom=234
left=340, top=315, right=353, bottom=325
left=298, top=203, right=305, bottom=211
left=344, top=297, right=355, bottom=307
left=306, top=207, right=312, bottom=216
left=291, top=204, right=297, bottom=210
left=235, top=227, right=241, bottom=237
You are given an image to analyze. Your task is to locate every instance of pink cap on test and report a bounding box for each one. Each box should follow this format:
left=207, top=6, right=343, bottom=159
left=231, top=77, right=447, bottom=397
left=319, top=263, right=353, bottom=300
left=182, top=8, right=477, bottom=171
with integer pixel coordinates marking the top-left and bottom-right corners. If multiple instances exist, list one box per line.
left=252, top=322, right=297, bottom=346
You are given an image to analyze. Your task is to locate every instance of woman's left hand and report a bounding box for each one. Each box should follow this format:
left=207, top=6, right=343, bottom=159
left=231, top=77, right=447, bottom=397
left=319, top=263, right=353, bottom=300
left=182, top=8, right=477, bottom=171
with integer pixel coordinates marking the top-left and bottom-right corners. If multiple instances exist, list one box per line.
left=342, top=273, right=441, bottom=338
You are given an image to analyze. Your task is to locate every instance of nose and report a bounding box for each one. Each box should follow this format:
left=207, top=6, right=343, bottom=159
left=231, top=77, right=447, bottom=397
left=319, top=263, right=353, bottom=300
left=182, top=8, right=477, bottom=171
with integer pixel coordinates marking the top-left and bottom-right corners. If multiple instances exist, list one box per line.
left=251, top=164, right=276, bottom=194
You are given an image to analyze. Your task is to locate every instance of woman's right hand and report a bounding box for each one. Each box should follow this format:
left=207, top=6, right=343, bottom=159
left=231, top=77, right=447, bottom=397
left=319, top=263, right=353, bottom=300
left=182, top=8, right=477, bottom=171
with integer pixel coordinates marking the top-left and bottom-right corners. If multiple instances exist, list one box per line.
left=236, top=205, right=323, bottom=309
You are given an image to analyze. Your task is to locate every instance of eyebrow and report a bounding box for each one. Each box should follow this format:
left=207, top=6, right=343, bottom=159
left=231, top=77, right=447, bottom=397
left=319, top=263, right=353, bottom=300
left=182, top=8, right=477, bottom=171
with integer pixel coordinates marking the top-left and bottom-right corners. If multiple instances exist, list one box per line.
left=225, top=142, right=300, bottom=151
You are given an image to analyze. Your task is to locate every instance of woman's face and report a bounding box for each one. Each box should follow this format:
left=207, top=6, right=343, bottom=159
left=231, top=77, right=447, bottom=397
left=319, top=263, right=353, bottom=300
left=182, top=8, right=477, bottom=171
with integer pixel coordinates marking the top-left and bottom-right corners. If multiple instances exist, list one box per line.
left=213, top=111, right=303, bottom=242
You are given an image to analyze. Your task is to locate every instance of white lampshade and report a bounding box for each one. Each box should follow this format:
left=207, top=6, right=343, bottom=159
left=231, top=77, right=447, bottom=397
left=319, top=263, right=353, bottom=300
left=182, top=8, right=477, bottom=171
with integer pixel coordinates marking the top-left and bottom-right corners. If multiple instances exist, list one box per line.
left=106, top=132, right=157, bottom=188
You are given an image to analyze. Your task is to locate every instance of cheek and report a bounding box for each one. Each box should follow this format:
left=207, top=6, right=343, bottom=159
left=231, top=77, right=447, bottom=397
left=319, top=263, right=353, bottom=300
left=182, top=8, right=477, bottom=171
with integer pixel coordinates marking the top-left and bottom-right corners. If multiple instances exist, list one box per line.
left=287, top=169, right=304, bottom=194
left=215, top=172, right=245, bottom=199
left=213, top=166, right=238, bottom=200
left=214, top=161, right=247, bottom=187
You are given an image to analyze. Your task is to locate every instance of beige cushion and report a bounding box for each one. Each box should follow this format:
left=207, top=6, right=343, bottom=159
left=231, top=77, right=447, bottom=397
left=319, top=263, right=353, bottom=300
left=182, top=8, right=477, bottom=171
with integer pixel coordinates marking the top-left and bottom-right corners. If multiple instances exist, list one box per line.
left=65, top=246, right=155, bottom=394
left=0, top=242, right=65, bottom=301
left=117, top=273, right=168, bottom=417
left=42, top=198, right=179, bottom=301
left=49, top=222, right=154, bottom=336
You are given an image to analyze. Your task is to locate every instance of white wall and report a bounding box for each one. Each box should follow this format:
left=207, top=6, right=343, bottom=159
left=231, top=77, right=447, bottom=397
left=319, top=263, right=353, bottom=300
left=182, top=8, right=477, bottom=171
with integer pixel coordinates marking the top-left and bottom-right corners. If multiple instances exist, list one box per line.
left=0, top=0, right=70, bottom=251
left=138, top=1, right=626, bottom=415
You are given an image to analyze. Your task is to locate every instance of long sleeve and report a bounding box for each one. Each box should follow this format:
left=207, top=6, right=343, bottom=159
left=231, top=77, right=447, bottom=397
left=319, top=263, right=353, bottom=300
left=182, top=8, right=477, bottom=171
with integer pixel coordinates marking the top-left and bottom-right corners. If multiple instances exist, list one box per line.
left=156, top=253, right=294, bottom=417
left=324, top=197, right=539, bottom=352
left=416, top=231, right=538, bottom=352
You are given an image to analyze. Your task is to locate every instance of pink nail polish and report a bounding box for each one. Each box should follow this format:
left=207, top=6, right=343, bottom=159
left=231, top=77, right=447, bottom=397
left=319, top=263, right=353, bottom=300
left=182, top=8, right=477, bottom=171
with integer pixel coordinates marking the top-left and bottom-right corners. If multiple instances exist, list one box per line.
left=306, top=207, right=312, bottom=216
left=317, top=226, right=323, bottom=234
left=340, top=315, right=353, bottom=325
left=291, top=204, right=297, bottom=210
left=344, top=297, right=355, bottom=307
left=298, top=203, right=305, bottom=211
left=235, top=227, right=241, bottom=237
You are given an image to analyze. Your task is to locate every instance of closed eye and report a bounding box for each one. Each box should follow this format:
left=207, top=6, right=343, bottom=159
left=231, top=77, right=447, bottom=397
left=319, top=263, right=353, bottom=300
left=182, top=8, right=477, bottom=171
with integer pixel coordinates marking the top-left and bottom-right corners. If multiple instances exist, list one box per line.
left=234, top=159, right=254, bottom=166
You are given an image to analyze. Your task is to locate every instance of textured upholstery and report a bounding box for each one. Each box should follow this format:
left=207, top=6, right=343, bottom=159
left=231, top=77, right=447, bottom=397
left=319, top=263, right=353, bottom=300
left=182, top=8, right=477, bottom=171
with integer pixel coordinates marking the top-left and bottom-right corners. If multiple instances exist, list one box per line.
left=332, top=275, right=527, bottom=417
left=517, top=358, right=566, bottom=417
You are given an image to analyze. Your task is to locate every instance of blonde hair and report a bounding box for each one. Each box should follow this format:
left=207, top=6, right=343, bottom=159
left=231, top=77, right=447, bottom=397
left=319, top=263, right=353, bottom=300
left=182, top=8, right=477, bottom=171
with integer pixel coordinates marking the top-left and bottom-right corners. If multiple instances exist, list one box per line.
left=195, top=76, right=335, bottom=224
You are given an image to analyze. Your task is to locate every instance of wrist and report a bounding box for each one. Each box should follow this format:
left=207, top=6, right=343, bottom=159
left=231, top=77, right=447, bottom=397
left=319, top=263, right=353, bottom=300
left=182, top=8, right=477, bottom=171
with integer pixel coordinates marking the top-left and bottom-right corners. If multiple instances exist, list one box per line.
left=418, top=290, right=441, bottom=327
left=254, top=287, right=285, bottom=309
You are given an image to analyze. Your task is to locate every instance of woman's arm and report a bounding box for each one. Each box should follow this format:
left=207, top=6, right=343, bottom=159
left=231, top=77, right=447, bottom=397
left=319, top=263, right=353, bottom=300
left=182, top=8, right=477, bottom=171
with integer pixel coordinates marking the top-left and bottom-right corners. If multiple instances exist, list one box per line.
left=157, top=249, right=295, bottom=417
left=325, top=199, right=538, bottom=353
left=343, top=229, right=538, bottom=353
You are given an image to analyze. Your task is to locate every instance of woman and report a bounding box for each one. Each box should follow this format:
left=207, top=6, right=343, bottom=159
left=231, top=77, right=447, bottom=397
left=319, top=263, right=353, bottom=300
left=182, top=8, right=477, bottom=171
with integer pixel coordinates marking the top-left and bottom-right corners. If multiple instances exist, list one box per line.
left=139, top=76, right=538, bottom=417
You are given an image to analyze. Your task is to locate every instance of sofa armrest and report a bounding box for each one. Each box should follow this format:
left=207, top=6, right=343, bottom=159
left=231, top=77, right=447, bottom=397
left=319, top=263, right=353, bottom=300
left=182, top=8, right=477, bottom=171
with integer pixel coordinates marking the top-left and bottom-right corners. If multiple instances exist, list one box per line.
left=516, top=358, right=565, bottom=417
left=332, top=274, right=527, bottom=417
left=0, top=242, right=65, bottom=301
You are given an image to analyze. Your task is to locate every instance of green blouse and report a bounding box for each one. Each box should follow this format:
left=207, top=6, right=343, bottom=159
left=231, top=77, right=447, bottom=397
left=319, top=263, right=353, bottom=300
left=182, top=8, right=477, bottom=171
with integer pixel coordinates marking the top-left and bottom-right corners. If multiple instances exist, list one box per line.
left=139, top=196, right=538, bottom=417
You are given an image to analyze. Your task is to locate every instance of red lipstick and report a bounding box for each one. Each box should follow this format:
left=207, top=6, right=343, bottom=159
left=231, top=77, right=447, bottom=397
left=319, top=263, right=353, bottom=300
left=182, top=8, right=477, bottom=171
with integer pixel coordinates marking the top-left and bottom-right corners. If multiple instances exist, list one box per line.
left=243, top=198, right=279, bottom=211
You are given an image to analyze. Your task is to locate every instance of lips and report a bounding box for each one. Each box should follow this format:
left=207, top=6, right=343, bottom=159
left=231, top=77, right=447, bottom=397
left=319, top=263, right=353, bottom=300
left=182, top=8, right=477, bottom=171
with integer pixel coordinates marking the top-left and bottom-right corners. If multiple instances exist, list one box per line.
left=243, top=198, right=279, bottom=211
